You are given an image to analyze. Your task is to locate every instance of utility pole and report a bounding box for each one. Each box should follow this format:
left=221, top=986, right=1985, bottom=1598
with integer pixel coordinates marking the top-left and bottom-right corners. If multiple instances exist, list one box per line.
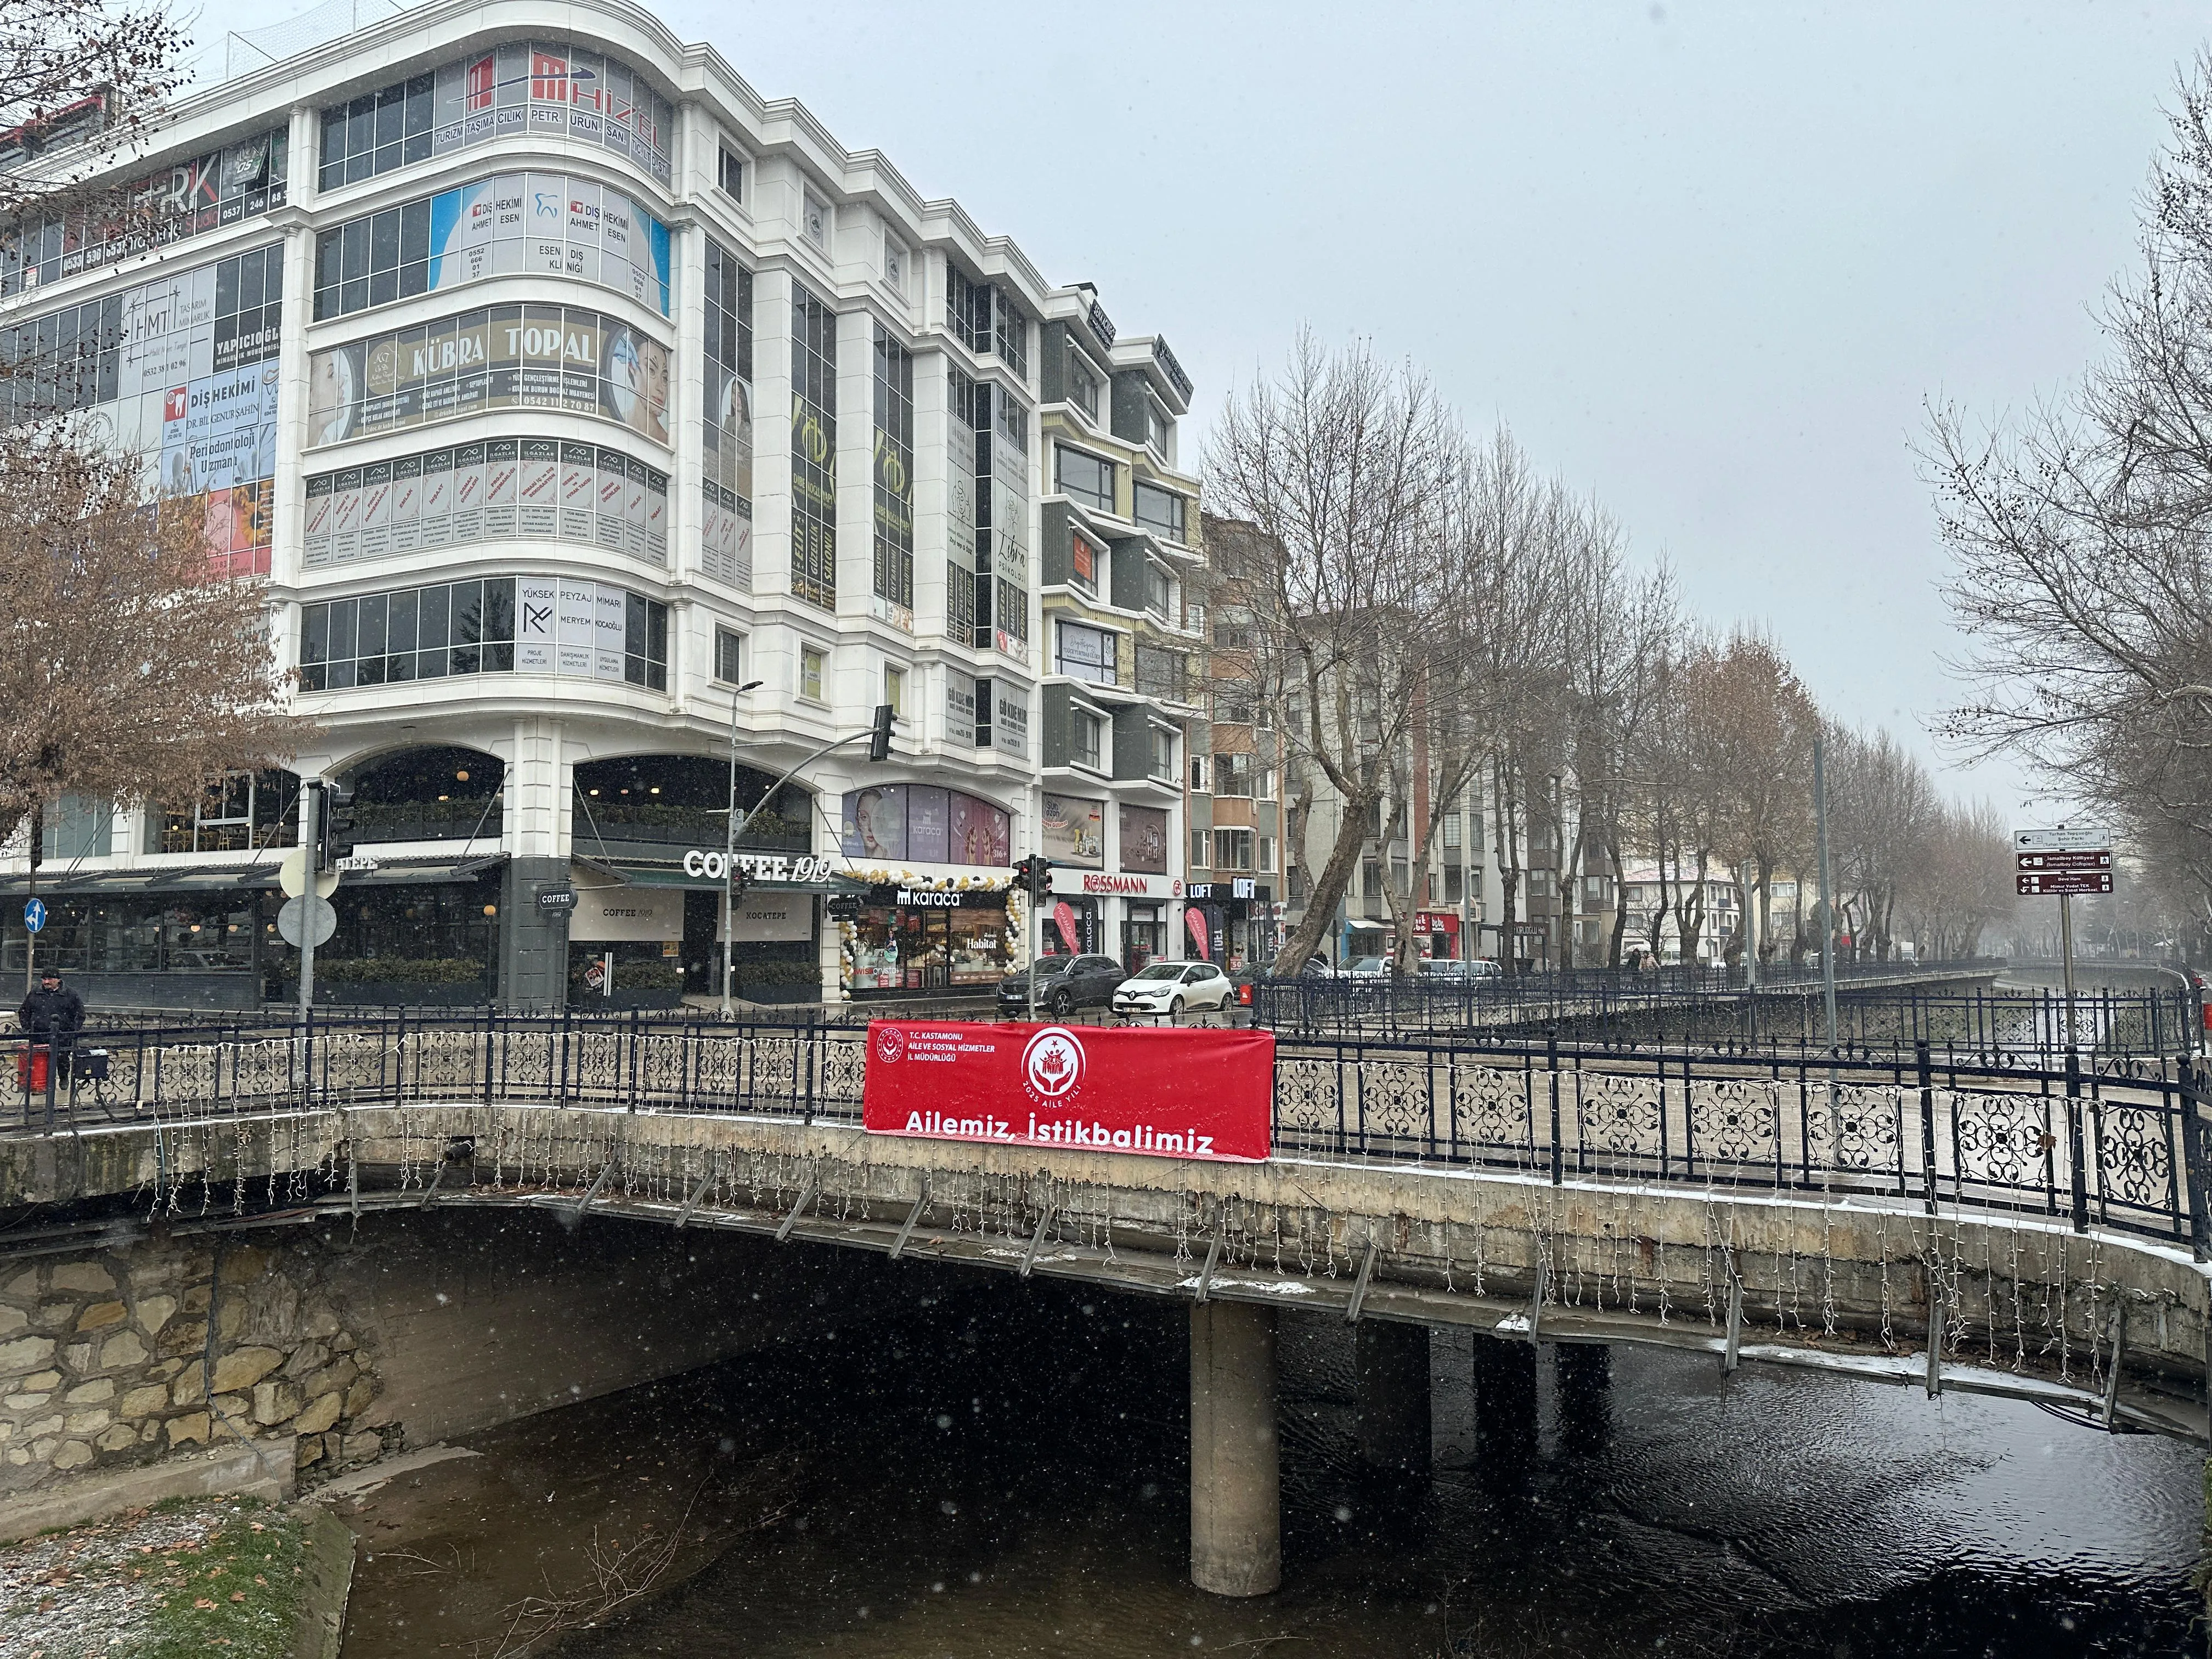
left=2059, top=891, right=2079, bottom=1053
left=297, top=783, right=319, bottom=1022
left=1814, top=736, right=1837, bottom=1052
left=718, top=678, right=764, bottom=1020
left=21, top=804, right=40, bottom=997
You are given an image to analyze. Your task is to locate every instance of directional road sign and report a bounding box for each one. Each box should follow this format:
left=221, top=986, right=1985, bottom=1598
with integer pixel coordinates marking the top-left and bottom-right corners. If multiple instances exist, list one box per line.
left=22, top=899, right=44, bottom=934
left=277, top=848, right=340, bottom=900
left=2016, top=850, right=2112, bottom=872
left=2017, top=871, right=2114, bottom=897
left=2013, top=826, right=2114, bottom=854
left=276, top=895, right=338, bottom=949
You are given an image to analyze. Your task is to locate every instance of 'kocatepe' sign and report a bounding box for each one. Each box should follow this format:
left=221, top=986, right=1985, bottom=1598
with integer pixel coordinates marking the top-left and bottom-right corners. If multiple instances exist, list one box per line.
left=862, top=1022, right=1273, bottom=1161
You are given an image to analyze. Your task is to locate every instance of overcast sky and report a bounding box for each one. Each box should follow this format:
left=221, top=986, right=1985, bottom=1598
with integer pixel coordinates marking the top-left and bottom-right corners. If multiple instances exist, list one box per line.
left=200, top=0, right=2212, bottom=817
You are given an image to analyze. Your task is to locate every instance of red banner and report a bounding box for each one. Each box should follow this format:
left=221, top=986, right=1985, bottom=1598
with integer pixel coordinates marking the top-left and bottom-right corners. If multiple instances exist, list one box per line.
left=863, top=1020, right=1274, bottom=1161
left=1186, top=909, right=1210, bottom=958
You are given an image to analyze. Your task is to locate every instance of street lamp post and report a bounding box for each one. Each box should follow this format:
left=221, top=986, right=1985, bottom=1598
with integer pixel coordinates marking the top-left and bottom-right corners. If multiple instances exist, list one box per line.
left=720, top=679, right=765, bottom=1019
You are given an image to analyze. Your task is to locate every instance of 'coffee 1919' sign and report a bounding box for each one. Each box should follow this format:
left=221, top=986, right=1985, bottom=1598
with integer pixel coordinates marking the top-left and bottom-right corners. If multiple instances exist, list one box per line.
left=681, top=849, right=838, bottom=883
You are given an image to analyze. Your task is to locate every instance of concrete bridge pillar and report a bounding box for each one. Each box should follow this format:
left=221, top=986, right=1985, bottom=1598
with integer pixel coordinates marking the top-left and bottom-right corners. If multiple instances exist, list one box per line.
left=1189, top=1301, right=1280, bottom=1597
left=1430, top=1327, right=1477, bottom=1469
left=1555, top=1342, right=1612, bottom=1457
left=1472, top=1332, right=1538, bottom=1477
left=1355, top=1322, right=1431, bottom=1474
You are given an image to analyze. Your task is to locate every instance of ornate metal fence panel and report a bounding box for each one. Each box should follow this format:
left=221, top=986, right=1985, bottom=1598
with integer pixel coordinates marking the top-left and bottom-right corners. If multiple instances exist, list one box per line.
left=9, top=1010, right=2208, bottom=1251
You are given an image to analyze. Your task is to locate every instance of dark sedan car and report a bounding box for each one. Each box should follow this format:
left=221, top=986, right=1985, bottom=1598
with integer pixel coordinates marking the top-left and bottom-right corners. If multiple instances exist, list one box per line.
left=995, top=953, right=1126, bottom=1018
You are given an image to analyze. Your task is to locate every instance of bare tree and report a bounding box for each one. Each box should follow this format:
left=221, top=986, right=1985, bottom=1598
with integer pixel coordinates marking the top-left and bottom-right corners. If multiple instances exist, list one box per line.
left=0, top=426, right=313, bottom=845
left=1206, top=333, right=1466, bottom=976
left=1928, top=50, right=2212, bottom=928
left=0, top=0, right=189, bottom=211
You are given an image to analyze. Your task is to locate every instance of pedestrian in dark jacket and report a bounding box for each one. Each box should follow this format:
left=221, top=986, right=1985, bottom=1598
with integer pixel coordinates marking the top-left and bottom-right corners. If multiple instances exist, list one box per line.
left=19, top=971, right=84, bottom=1063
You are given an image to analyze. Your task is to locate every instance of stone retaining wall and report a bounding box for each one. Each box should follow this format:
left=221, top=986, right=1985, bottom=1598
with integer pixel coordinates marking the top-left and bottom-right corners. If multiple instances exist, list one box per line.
left=0, top=1237, right=385, bottom=1499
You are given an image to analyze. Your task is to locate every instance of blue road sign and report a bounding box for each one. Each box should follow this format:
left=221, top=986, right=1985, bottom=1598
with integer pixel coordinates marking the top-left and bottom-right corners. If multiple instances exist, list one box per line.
left=22, top=899, right=45, bottom=933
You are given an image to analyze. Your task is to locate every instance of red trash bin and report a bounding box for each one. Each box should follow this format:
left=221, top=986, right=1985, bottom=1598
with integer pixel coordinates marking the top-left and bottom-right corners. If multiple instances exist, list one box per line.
left=15, top=1048, right=49, bottom=1092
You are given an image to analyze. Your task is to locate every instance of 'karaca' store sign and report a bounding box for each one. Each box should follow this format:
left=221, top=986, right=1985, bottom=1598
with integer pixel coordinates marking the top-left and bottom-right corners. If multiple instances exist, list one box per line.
left=861, top=1022, right=1273, bottom=1161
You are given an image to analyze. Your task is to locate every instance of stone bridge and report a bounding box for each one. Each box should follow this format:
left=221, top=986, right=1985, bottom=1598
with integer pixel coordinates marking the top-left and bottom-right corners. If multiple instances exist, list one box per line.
left=0, top=1018, right=2204, bottom=1594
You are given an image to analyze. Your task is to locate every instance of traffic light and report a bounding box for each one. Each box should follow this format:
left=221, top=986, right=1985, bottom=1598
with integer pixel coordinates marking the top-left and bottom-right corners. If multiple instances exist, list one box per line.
left=1012, top=854, right=1057, bottom=893
left=313, top=782, right=357, bottom=873
left=867, top=703, right=895, bottom=763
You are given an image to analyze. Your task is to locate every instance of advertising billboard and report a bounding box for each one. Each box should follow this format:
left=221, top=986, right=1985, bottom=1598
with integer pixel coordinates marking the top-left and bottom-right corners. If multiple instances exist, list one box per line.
left=862, top=1021, right=1274, bottom=1162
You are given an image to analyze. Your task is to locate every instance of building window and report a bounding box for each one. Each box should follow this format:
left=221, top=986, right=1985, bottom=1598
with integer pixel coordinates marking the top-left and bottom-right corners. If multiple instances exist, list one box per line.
left=1056, top=621, right=1117, bottom=686
left=800, top=646, right=825, bottom=702
left=714, top=628, right=744, bottom=685
left=1443, top=815, right=1461, bottom=850
left=1214, top=682, right=1256, bottom=725
left=946, top=266, right=1026, bottom=375
left=717, top=144, right=745, bottom=201
left=1190, top=829, right=1209, bottom=870
left=1287, top=865, right=1307, bottom=902
left=1069, top=531, right=1099, bottom=594
left=1149, top=727, right=1176, bottom=781
left=947, top=265, right=992, bottom=356
left=319, top=72, right=434, bottom=188
left=1070, top=358, right=1100, bottom=420
left=884, top=663, right=906, bottom=718
left=1189, top=755, right=1207, bottom=792
left=883, top=236, right=907, bottom=293
left=701, top=237, right=754, bottom=585
left=1526, top=869, right=1556, bottom=899
left=300, top=578, right=668, bottom=693
left=1257, top=835, right=1276, bottom=873
left=1362, top=861, right=1381, bottom=900
left=791, top=284, right=837, bottom=610
left=1135, top=644, right=1187, bottom=703
left=1133, top=482, right=1186, bottom=543
left=1074, top=710, right=1104, bottom=770
left=1215, top=829, right=1255, bottom=872
left=316, top=46, right=674, bottom=191
left=872, top=327, right=915, bottom=612
left=311, top=170, right=675, bottom=321
left=1145, top=398, right=1172, bottom=452
left=1212, top=753, right=1253, bottom=797
left=1444, top=866, right=1463, bottom=902
left=1143, top=561, right=1171, bottom=619
left=1056, top=447, right=1114, bottom=514
left=801, top=188, right=830, bottom=247
left=947, top=562, right=977, bottom=641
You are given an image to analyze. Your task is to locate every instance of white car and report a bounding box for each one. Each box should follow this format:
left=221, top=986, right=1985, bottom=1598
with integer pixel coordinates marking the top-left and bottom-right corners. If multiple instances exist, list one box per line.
left=1111, top=960, right=1233, bottom=1019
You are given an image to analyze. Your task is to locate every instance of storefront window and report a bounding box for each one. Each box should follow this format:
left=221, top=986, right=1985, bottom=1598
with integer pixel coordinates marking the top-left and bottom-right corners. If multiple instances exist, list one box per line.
left=1, top=895, right=259, bottom=975
left=1123, top=903, right=1164, bottom=969
left=148, top=770, right=299, bottom=854
left=844, top=891, right=1013, bottom=992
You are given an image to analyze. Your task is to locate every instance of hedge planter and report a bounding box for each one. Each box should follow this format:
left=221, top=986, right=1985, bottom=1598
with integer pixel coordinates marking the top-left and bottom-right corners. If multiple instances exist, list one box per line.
left=302, top=980, right=489, bottom=1008
left=569, top=988, right=686, bottom=1011
left=737, top=983, right=821, bottom=1006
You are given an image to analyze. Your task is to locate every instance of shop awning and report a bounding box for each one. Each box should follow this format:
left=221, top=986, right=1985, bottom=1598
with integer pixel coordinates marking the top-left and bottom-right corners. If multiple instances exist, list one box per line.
left=0, top=865, right=278, bottom=898
left=330, top=854, right=506, bottom=887
left=573, top=857, right=871, bottom=897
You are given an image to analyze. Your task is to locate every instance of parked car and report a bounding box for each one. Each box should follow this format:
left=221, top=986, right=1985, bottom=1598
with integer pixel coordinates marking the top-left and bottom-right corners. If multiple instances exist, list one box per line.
left=995, top=953, right=1125, bottom=1018
left=1420, top=958, right=1471, bottom=981
left=1112, top=960, right=1233, bottom=1020
left=1342, top=956, right=1389, bottom=977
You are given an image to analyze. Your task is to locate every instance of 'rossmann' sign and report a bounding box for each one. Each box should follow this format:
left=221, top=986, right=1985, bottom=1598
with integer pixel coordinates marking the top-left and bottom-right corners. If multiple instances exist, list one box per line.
left=861, top=1021, right=1273, bottom=1162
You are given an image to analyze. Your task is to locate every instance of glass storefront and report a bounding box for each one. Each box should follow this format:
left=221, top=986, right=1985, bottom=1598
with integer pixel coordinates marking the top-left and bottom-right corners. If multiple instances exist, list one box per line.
left=843, top=888, right=1013, bottom=994
left=1121, top=902, right=1165, bottom=969
left=0, top=894, right=262, bottom=976
left=1038, top=895, right=1100, bottom=958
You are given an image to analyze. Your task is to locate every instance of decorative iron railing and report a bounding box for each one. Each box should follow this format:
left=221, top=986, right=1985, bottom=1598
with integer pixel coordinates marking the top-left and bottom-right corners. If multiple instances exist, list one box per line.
left=6, top=1011, right=2206, bottom=1252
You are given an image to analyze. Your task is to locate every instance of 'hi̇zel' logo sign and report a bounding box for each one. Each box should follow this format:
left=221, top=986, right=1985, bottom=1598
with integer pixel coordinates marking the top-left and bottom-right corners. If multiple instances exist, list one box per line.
left=1021, top=1025, right=1085, bottom=1104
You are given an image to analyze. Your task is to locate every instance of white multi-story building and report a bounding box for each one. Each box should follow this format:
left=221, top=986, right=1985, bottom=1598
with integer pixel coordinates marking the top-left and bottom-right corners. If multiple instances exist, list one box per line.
left=0, top=0, right=1201, bottom=1009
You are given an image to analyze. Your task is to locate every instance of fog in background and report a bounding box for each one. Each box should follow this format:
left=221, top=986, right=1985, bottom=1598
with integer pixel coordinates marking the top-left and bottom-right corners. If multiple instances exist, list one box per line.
left=197, top=0, right=2212, bottom=819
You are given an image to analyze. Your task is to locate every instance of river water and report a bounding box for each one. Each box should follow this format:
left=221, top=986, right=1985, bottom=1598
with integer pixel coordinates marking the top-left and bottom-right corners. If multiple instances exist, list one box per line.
left=335, top=1268, right=2201, bottom=1658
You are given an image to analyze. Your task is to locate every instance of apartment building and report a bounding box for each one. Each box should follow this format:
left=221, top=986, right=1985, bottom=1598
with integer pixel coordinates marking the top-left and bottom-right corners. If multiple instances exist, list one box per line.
left=0, top=0, right=1199, bottom=1008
